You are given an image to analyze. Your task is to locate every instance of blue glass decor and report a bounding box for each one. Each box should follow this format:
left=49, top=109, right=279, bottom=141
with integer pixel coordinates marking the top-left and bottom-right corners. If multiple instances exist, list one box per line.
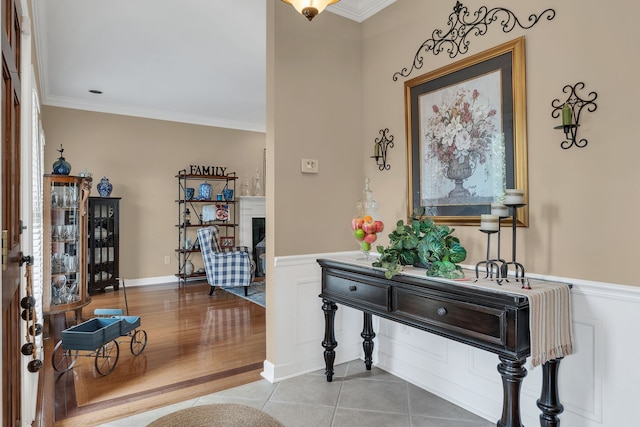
left=185, top=187, right=195, bottom=200
left=52, top=145, right=71, bottom=175
left=97, top=177, right=113, bottom=197
left=199, top=182, right=213, bottom=200
left=222, top=188, right=234, bottom=201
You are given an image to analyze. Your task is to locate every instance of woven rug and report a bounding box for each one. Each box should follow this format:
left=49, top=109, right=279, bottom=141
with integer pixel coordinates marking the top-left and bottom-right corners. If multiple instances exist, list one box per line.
left=223, top=282, right=265, bottom=307
left=146, top=403, right=283, bottom=427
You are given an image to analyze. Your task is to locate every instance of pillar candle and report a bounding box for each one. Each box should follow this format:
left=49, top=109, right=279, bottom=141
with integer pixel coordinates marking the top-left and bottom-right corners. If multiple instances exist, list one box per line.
left=504, top=189, right=525, bottom=205
left=374, top=143, right=381, bottom=158
left=491, top=203, right=509, bottom=218
left=562, top=103, right=572, bottom=126
left=480, top=214, right=499, bottom=232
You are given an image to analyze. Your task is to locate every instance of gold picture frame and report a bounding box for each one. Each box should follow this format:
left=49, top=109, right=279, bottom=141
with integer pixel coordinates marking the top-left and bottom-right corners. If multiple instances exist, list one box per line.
left=405, top=37, right=528, bottom=226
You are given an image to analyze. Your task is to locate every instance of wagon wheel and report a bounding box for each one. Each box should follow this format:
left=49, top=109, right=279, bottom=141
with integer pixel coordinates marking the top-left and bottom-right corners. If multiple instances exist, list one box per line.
left=130, top=329, right=148, bottom=355
left=52, top=340, right=78, bottom=373
left=94, top=340, right=120, bottom=376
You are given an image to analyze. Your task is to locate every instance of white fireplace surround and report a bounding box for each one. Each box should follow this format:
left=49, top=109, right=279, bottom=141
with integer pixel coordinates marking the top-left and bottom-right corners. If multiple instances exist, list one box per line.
left=238, top=196, right=266, bottom=249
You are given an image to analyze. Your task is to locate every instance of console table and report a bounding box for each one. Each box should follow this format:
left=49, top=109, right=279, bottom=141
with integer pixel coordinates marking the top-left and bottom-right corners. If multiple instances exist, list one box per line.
left=318, top=258, right=566, bottom=427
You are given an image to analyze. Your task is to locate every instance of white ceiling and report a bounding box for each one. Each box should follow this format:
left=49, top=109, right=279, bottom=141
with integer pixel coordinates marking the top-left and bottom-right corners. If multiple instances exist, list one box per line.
left=32, top=0, right=395, bottom=133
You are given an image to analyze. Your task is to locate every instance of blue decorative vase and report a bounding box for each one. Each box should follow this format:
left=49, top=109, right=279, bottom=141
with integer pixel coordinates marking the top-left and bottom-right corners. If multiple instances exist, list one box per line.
left=52, top=157, right=71, bottom=175
left=222, top=188, right=234, bottom=201
left=52, top=145, right=71, bottom=175
left=97, top=177, right=113, bottom=197
left=185, top=187, right=195, bottom=200
left=199, top=182, right=213, bottom=200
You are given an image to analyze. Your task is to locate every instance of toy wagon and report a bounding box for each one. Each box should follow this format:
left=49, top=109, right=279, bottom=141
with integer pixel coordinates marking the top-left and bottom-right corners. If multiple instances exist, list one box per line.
left=51, top=281, right=147, bottom=376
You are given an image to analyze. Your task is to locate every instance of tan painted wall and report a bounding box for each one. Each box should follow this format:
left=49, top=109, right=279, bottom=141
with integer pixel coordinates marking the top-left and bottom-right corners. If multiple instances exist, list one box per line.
left=42, top=0, right=640, bottom=287
left=270, top=1, right=363, bottom=257
left=358, top=0, right=640, bottom=286
left=42, top=107, right=265, bottom=279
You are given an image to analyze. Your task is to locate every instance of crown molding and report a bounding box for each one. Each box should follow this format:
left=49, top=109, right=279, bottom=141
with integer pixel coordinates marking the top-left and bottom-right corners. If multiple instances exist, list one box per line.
left=43, top=95, right=266, bottom=133
left=328, top=0, right=396, bottom=23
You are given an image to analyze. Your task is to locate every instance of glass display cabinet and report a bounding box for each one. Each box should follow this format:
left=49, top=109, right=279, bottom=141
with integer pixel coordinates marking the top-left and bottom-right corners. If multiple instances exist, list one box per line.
left=43, top=174, right=92, bottom=316
left=87, top=197, right=120, bottom=293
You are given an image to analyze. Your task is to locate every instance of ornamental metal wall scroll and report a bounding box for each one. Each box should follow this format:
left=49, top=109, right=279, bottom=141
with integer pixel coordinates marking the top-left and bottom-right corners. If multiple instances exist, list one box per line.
left=551, top=82, right=598, bottom=149
left=371, top=128, right=394, bottom=171
left=392, top=1, right=555, bottom=81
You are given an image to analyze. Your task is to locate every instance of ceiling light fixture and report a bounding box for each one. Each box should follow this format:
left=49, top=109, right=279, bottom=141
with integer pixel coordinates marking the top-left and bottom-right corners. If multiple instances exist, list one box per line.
left=281, top=0, right=340, bottom=21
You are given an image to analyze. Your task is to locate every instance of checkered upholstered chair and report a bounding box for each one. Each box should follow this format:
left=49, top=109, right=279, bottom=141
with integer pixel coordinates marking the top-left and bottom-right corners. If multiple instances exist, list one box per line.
left=197, top=225, right=254, bottom=296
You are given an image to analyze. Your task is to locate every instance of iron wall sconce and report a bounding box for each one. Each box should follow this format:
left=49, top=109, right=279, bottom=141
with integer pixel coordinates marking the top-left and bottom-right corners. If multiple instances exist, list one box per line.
left=371, top=128, right=394, bottom=171
left=551, top=82, right=598, bottom=149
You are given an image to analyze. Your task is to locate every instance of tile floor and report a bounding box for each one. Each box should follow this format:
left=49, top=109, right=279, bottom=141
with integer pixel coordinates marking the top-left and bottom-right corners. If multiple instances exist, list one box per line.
left=99, top=360, right=494, bottom=427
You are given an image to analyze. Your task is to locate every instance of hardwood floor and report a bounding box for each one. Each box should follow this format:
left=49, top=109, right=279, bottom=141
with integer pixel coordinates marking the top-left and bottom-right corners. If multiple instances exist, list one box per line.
left=39, top=280, right=266, bottom=427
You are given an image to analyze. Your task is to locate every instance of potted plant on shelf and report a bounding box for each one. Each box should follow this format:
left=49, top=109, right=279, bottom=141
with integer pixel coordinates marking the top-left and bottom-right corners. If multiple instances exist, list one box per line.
left=372, top=208, right=467, bottom=279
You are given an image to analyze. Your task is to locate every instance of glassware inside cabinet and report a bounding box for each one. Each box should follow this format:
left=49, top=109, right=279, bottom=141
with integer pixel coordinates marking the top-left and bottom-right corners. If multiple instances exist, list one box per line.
left=44, top=175, right=91, bottom=314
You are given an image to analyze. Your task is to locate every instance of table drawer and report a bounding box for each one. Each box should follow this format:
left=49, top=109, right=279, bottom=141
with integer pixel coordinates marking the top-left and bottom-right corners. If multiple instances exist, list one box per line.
left=322, top=273, right=390, bottom=311
left=394, top=288, right=507, bottom=346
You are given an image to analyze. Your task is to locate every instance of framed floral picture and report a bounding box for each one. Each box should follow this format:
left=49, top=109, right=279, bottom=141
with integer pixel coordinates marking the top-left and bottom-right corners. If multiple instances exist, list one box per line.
left=405, top=37, right=528, bottom=226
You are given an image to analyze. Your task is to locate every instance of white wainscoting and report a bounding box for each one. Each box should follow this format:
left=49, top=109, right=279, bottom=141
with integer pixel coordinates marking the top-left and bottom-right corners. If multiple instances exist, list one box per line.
left=265, top=252, right=640, bottom=427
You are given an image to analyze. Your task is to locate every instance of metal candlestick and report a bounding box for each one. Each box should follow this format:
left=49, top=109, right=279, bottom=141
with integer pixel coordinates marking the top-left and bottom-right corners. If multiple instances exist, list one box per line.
left=475, top=229, right=501, bottom=280
left=493, top=213, right=509, bottom=277
left=501, top=203, right=526, bottom=280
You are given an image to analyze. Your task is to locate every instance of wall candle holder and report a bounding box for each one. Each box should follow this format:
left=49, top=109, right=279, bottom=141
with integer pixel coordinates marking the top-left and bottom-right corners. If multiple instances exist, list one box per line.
left=371, top=128, right=394, bottom=171
left=551, top=82, right=598, bottom=149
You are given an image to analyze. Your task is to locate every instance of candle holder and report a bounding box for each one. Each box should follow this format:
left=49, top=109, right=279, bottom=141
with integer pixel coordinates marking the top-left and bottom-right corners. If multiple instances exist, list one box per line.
left=371, top=128, right=394, bottom=171
left=475, top=229, right=502, bottom=281
left=551, top=82, right=598, bottom=149
left=492, top=211, right=509, bottom=276
left=501, top=203, right=526, bottom=280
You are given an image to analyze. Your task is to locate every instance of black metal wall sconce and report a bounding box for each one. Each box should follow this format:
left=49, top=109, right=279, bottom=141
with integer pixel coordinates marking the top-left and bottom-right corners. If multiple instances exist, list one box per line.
left=371, top=128, right=394, bottom=171
left=551, top=82, right=598, bottom=149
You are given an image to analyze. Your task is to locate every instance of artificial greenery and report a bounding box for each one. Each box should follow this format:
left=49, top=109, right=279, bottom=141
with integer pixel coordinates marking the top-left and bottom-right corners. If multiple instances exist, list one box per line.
left=372, top=209, right=467, bottom=279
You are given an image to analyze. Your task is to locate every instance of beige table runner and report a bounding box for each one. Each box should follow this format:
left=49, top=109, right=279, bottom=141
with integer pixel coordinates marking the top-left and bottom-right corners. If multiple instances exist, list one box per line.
left=404, top=268, right=575, bottom=367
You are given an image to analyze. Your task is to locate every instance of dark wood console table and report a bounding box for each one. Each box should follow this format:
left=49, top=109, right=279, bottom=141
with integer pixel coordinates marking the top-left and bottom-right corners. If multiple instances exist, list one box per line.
left=318, top=258, right=565, bottom=427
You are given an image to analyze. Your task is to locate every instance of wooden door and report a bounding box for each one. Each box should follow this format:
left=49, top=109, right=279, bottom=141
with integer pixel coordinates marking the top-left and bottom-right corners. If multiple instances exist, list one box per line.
left=2, top=0, right=23, bottom=424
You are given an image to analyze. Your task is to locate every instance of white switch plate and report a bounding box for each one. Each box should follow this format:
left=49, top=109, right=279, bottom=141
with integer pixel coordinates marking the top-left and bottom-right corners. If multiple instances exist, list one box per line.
left=301, top=158, right=319, bottom=174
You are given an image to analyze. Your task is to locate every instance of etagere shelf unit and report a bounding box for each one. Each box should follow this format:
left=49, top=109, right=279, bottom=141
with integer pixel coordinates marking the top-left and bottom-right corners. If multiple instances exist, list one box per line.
left=175, top=170, right=237, bottom=283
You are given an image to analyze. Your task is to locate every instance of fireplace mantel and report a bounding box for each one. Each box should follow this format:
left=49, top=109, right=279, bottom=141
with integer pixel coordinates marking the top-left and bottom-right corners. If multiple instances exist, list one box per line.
left=238, top=196, right=266, bottom=248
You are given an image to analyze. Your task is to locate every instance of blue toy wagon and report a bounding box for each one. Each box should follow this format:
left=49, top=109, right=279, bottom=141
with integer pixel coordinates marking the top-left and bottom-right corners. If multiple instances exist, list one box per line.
left=51, top=280, right=147, bottom=376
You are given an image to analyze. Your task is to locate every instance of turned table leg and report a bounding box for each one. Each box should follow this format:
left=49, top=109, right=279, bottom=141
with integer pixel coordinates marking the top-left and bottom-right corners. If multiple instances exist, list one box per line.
left=361, top=312, right=375, bottom=370
left=321, top=298, right=338, bottom=382
left=537, top=358, right=564, bottom=427
left=497, top=356, right=527, bottom=427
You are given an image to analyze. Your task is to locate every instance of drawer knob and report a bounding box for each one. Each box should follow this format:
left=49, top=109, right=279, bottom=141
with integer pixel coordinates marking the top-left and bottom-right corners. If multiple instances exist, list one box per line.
left=349, top=285, right=357, bottom=292
left=437, top=307, right=447, bottom=316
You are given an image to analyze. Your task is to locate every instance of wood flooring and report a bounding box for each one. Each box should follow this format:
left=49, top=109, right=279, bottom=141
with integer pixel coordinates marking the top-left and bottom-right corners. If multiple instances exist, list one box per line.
left=37, top=280, right=266, bottom=427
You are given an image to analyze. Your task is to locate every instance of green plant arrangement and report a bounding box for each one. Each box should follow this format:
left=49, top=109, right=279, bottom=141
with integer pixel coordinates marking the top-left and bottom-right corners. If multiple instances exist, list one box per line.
left=372, top=209, right=467, bottom=280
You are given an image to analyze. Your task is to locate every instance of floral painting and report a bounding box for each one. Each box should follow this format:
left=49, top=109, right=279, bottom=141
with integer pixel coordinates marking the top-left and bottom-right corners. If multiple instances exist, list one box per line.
left=405, top=37, right=528, bottom=226
left=419, top=70, right=505, bottom=206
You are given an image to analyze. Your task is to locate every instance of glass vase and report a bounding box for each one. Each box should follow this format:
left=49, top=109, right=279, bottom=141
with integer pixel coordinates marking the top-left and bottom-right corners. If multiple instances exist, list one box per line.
left=351, top=178, right=383, bottom=261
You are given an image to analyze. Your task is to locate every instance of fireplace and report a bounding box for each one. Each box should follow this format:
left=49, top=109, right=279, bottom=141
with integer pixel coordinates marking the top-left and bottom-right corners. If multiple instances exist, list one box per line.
left=238, top=196, right=266, bottom=276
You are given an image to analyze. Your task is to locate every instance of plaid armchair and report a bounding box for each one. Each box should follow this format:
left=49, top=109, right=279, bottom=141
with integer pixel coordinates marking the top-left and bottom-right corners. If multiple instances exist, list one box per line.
left=197, top=226, right=254, bottom=296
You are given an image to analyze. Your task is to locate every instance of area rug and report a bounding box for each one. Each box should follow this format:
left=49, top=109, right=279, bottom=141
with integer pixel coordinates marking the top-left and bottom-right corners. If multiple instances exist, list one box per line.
left=146, top=403, right=283, bottom=427
left=223, top=282, right=265, bottom=307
